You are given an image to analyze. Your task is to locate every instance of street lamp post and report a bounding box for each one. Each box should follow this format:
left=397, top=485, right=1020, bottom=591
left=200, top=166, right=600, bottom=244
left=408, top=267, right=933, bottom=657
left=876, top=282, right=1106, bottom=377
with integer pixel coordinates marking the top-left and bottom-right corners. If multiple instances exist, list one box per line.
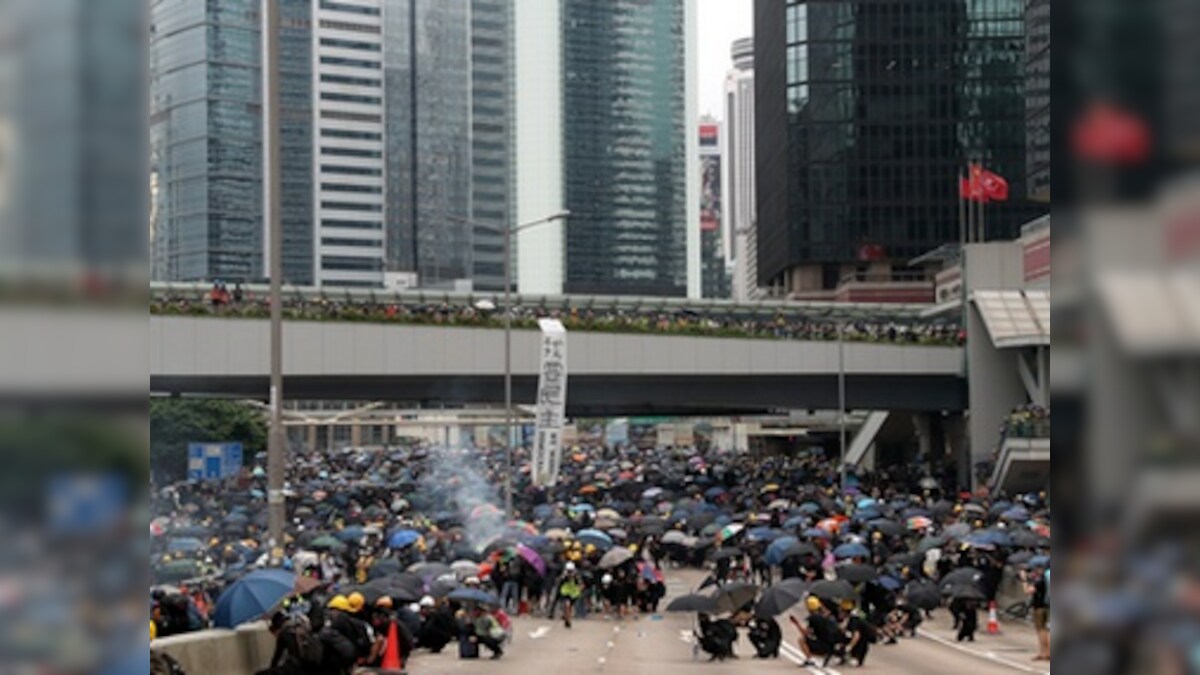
left=452, top=210, right=569, bottom=517
left=264, top=0, right=286, bottom=548
left=499, top=211, right=570, bottom=517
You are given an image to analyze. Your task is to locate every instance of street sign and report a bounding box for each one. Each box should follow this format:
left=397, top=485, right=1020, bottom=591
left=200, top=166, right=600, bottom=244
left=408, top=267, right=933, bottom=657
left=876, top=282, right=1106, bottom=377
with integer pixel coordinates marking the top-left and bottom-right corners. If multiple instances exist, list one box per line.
left=187, top=442, right=244, bottom=481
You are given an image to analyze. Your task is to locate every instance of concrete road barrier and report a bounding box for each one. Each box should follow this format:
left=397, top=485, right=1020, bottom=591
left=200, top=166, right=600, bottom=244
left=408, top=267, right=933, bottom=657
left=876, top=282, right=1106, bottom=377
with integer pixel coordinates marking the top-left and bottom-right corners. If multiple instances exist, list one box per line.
left=152, top=622, right=273, bottom=674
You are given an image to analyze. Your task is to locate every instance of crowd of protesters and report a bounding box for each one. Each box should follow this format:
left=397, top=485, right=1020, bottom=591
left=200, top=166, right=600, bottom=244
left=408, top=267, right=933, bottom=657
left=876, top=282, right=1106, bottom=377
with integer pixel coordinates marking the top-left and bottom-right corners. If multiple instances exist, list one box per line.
left=150, top=434, right=1049, bottom=672
left=148, top=282, right=963, bottom=346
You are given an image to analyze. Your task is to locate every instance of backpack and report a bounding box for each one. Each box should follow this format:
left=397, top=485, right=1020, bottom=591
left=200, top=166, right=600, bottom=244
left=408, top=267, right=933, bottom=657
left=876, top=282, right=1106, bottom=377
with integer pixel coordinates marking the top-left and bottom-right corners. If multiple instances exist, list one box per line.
left=285, top=616, right=324, bottom=667
left=319, top=625, right=357, bottom=667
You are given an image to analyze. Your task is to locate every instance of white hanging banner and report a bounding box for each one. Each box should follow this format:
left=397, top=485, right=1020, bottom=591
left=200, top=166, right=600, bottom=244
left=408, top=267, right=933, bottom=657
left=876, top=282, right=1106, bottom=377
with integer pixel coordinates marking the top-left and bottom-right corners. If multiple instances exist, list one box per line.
left=532, top=318, right=567, bottom=487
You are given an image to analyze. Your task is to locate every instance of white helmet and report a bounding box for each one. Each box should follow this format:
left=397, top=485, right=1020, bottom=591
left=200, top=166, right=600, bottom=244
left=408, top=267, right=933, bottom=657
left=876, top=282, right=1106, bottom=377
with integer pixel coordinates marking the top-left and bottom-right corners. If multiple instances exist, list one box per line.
left=419, top=596, right=435, bottom=608
left=601, top=573, right=613, bottom=585
left=564, top=561, right=576, bottom=572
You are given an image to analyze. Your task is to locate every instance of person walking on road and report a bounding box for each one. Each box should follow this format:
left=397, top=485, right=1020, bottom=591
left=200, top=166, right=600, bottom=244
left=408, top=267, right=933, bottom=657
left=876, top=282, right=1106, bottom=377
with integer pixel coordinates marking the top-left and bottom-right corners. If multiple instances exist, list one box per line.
left=1027, top=565, right=1051, bottom=661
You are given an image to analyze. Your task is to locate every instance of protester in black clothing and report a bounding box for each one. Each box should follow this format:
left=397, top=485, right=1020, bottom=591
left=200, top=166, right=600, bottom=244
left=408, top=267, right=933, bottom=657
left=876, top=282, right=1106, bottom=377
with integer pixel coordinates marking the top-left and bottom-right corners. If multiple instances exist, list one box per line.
left=418, top=599, right=457, bottom=653
left=842, top=601, right=877, bottom=667
left=748, top=616, right=782, bottom=658
left=696, top=613, right=737, bottom=661
left=791, top=597, right=847, bottom=668
left=256, top=611, right=323, bottom=675
left=953, top=598, right=979, bottom=642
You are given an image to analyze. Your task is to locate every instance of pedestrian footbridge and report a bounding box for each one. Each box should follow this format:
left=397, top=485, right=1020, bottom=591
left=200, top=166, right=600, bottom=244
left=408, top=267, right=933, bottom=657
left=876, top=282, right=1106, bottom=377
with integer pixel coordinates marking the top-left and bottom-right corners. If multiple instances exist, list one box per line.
left=149, top=315, right=965, bottom=416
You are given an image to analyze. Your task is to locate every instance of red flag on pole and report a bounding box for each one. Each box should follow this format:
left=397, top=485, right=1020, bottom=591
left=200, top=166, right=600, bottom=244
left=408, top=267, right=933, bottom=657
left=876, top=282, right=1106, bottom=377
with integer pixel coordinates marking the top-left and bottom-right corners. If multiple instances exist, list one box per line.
left=959, top=164, right=987, bottom=202
left=979, top=169, right=1009, bottom=202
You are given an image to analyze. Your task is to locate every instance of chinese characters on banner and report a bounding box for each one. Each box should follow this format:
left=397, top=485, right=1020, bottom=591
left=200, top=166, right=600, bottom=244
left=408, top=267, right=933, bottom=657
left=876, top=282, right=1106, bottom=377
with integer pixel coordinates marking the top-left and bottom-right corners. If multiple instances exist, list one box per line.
left=532, top=319, right=567, bottom=487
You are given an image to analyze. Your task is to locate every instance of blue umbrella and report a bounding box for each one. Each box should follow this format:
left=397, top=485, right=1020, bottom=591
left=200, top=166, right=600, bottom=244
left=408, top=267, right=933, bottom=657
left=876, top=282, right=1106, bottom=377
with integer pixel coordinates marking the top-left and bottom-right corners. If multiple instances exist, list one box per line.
left=783, top=515, right=808, bottom=529
left=223, top=512, right=249, bottom=524
left=576, top=528, right=614, bottom=549
left=833, top=543, right=871, bottom=560
left=765, top=536, right=799, bottom=566
left=704, top=487, right=726, bottom=499
left=388, top=529, right=421, bottom=549
left=447, top=588, right=500, bottom=606
left=533, top=504, right=555, bottom=520
left=167, top=537, right=205, bottom=553
left=336, top=526, right=365, bottom=542
left=213, top=569, right=295, bottom=628
left=747, top=527, right=783, bottom=542
left=803, top=528, right=831, bottom=540
left=1001, top=507, right=1030, bottom=522
left=852, top=507, right=883, bottom=522
left=1028, top=555, right=1050, bottom=568
left=902, top=507, right=932, bottom=519
left=969, top=529, right=1013, bottom=547
left=876, top=575, right=904, bottom=591
left=856, top=498, right=877, bottom=509
left=568, top=503, right=595, bottom=514
left=798, top=502, right=822, bottom=515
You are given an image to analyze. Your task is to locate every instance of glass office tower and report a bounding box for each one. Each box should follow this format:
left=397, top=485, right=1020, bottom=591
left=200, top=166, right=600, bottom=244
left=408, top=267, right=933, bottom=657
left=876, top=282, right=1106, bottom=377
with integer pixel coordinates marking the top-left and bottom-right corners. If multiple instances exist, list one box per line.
left=560, top=0, right=691, bottom=297
left=754, top=0, right=1046, bottom=293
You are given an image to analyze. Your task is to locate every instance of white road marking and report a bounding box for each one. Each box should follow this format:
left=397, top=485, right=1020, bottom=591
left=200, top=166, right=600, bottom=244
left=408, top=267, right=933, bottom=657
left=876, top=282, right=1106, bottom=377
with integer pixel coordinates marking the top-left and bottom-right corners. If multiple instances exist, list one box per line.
left=779, top=641, right=842, bottom=675
left=918, top=628, right=1049, bottom=674
left=528, top=626, right=551, bottom=640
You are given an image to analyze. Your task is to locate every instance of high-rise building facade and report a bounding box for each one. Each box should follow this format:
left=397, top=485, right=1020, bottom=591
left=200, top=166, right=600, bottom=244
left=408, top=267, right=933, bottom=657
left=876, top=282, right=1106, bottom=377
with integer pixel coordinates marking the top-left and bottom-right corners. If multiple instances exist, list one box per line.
left=699, top=119, right=730, bottom=298
left=515, top=0, right=698, bottom=298
left=151, top=0, right=264, bottom=282
left=3, top=0, right=147, bottom=272
left=1025, top=0, right=1049, bottom=203
left=468, top=0, right=515, bottom=292
left=313, top=0, right=386, bottom=287
left=152, top=0, right=509, bottom=291
left=380, top=0, right=472, bottom=291
left=723, top=37, right=761, bottom=301
left=754, top=0, right=1046, bottom=294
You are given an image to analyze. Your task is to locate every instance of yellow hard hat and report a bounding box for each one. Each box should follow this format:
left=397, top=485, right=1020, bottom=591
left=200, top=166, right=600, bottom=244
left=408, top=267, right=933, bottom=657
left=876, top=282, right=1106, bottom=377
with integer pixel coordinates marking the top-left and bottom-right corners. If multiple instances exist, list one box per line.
left=347, top=592, right=366, bottom=613
left=629, top=544, right=638, bottom=553
left=328, top=595, right=352, bottom=611
left=806, top=596, right=822, bottom=612
left=840, top=599, right=855, bottom=611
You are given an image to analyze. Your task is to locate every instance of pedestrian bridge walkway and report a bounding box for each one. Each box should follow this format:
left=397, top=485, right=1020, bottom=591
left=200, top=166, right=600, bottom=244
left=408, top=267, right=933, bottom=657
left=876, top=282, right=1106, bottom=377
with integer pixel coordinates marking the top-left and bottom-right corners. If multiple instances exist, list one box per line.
left=149, top=314, right=965, bottom=415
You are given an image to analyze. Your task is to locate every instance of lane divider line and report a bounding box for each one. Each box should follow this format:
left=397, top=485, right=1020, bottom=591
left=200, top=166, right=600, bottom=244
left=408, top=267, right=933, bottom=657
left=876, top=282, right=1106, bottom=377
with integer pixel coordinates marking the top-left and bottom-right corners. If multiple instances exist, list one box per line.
left=917, top=628, right=1049, bottom=675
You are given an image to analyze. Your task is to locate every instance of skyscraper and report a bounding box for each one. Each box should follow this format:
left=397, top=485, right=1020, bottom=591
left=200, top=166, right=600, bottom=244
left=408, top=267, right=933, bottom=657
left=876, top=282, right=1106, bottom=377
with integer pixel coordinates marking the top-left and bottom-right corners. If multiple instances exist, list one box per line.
left=515, top=0, right=698, bottom=298
left=468, top=0, right=515, bottom=292
left=1025, top=0, right=1049, bottom=203
left=3, top=0, right=147, bottom=272
left=151, top=0, right=510, bottom=290
left=754, top=0, right=1046, bottom=295
left=699, top=118, right=730, bottom=298
left=151, top=0, right=265, bottom=283
left=381, top=0, right=472, bottom=291
left=723, top=37, right=760, bottom=301
left=313, top=0, right=386, bottom=288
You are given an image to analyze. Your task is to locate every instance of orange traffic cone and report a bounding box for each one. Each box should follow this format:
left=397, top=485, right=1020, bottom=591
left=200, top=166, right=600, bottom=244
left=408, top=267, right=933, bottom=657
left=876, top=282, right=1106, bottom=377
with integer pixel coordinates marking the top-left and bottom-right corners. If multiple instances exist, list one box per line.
left=381, top=620, right=403, bottom=671
left=986, top=601, right=1001, bottom=635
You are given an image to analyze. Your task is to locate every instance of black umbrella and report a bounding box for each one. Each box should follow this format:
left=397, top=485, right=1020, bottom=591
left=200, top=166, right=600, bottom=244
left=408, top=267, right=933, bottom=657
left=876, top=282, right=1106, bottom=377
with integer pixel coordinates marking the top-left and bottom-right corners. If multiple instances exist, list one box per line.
left=754, top=579, right=809, bottom=618
left=778, top=542, right=820, bottom=561
left=1009, top=530, right=1045, bottom=549
left=868, top=519, right=904, bottom=537
left=836, top=564, right=879, bottom=584
left=408, top=562, right=452, bottom=582
left=940, top=567, right=984, bottom=590
left=809, top=579, right=857, bottom=602
left=887, top=552, right=924, bottom=570
left=905, top=580, right=941, bottom=610
left=666, top=593, right=719, bottom=613
left=945, top=583, right=987, bottom=601
left=710, top=581, right=759, bottom=614
left=916, top=535, right=946, bottom=553
left=367, top=559, right=402, bottom=580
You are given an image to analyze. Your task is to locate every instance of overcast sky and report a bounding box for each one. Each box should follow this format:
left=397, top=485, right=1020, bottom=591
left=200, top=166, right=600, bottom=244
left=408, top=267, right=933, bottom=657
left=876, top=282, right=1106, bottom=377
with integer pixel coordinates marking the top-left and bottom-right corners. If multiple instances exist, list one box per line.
left=696, top=0, right=753, bottom=121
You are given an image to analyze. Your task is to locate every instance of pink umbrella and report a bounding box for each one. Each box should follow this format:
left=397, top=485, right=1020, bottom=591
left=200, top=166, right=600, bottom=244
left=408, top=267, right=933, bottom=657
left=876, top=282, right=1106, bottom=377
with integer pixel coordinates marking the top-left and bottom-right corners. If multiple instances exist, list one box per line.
left=515, top=543, right=546, bottom=576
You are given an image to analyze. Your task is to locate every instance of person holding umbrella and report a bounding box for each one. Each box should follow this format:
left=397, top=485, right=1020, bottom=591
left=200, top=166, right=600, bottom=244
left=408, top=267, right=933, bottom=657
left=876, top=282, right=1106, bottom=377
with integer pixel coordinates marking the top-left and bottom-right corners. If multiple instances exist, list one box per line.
left=748, top=614, right=782, bottom=659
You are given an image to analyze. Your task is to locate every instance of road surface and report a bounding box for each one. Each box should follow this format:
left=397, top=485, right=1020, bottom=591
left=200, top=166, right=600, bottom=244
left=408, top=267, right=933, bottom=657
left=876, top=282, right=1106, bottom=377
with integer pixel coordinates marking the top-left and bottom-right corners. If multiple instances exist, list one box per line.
left=401, top=569, right=1050, bottom=675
